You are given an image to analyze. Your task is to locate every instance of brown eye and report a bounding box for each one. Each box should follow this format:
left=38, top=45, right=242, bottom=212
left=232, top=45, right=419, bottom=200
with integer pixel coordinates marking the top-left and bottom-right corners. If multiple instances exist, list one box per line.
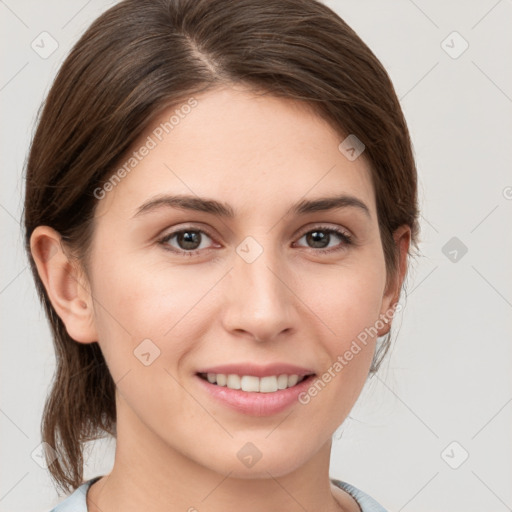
left=159, top=228, right=216, bottom=255
left=295, top=227, right=353, bottom=253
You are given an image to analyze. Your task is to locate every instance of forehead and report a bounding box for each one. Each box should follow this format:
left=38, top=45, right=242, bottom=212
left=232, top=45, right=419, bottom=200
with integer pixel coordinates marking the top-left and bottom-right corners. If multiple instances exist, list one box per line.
left=94, top=85, right=376, bottom=221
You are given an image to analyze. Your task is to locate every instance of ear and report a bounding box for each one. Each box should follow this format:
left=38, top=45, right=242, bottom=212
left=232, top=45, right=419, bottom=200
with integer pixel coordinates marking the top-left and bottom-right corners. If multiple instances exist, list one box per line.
left=377, top=225, right=411, bottom=337
left=30, top=226, right=98, bottom=344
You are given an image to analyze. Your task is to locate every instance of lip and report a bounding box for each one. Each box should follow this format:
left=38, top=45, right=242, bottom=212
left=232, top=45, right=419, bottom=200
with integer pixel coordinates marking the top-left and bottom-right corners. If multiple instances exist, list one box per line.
left=195, top=363, right=315, bottom=378
left=195, top=372, right=316, bottom=417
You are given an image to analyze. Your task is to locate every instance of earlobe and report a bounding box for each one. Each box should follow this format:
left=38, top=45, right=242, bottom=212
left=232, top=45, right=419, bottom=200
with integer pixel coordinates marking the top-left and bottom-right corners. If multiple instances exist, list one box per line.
left=377, top=225, right=411, bottom=337
left=30, top=226, right=98, bottom=344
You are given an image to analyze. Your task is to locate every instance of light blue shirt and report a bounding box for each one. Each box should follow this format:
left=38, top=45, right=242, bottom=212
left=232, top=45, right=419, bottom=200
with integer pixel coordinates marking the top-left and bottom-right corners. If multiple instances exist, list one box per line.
left=49, top=476, right=388, bottom=511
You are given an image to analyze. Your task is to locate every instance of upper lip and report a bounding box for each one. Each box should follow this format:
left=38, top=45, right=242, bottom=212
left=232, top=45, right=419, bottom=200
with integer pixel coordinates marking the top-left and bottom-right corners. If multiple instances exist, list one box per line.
left=196, top=363, right=315, bottom=378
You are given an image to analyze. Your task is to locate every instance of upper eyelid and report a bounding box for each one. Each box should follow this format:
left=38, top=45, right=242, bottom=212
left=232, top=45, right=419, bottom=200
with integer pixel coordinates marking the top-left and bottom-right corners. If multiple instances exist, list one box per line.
left=160, top=224, right=216, bottom=241
left=160, top=222, right=350, bottom=235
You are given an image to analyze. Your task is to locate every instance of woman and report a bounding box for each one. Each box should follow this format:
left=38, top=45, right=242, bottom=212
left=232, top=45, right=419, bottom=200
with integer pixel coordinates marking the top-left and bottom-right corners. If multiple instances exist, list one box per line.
left=24, top=0, right=420, bottom=510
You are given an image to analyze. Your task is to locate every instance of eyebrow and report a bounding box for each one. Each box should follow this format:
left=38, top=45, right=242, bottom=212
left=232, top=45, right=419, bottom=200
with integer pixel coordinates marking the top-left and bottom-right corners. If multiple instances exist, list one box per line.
left=133, top=193, right=371, bottom=219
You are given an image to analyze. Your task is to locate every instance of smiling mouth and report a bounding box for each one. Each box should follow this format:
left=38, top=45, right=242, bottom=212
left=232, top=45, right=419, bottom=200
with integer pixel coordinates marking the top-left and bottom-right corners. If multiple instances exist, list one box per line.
left=197, top=372, right=315, bottom=393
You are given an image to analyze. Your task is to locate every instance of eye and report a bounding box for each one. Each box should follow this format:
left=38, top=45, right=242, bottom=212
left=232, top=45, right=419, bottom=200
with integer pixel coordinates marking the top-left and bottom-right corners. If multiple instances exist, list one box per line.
left=158, top=227, right=217, bottom=256
left=294, top=226, right=353, bottom=254
left=157, top=225, right=353, bottom=257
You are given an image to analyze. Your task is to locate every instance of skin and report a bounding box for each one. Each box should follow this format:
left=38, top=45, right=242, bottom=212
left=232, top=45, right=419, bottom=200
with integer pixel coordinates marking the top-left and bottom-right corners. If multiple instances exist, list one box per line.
left=31, top=84, right=410, bottom=512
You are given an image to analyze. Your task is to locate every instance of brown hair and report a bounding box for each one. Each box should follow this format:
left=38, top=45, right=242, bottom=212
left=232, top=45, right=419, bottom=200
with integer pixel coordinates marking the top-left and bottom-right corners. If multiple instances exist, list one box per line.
left=23, top=0, right=420, bottom=494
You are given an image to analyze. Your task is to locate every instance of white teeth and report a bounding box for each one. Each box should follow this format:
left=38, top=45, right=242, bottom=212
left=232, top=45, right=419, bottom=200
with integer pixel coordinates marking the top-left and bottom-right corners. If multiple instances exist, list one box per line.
left=277, top=374, right=288, bottom=389
left=241, top=375, right=260, bottom=392
left=227, top=374, right=241, bottom=389
left=288, top=374, right=299, bottom=387
left=259, top=376, right=278, bottom=393
left=202, top=373, right=308, bottom=392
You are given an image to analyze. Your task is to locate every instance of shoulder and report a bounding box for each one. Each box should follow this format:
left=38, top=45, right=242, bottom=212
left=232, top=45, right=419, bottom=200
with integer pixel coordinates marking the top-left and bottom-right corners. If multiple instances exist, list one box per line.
left=49, top=475, right=385, bottom=512
left=331, top=478, right=389, bottom=512
left=48, top=476, right=103, bottom=512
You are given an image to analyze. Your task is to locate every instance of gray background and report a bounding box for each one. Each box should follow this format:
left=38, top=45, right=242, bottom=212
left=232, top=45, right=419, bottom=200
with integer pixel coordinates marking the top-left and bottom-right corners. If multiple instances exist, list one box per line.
left=1, top=0, right=511, bottom=510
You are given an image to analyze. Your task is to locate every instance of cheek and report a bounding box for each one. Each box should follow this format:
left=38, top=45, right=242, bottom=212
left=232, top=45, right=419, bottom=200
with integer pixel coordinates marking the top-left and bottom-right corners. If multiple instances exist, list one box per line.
left=93, top=254, right=196, bottom=328
left=303, top=261, right=386, bottom=346
left=87, top=261, right=207, bottom=419
left=88, top=258, right=216, bottom=370
left=296, top=259, right=385, bottom=408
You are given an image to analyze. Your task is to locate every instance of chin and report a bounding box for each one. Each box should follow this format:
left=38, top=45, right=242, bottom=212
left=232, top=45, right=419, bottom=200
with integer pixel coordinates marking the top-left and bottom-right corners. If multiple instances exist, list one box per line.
left=202, top=438, right=317, bottom=480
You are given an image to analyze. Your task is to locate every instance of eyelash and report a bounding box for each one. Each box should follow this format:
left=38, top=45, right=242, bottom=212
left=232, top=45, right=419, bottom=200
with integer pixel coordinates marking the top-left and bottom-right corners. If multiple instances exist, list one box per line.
left=157, top=225, right=353, bottom=257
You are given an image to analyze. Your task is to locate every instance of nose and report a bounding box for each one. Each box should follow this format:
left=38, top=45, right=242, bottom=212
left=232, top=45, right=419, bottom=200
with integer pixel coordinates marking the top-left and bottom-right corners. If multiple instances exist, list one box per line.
left=220, top=240, right=297, bottom=343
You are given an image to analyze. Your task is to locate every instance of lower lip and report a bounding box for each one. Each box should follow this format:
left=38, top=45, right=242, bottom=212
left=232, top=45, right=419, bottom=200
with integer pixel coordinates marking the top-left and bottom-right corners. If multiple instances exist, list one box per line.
left=195, top=374, right=315, bottom=416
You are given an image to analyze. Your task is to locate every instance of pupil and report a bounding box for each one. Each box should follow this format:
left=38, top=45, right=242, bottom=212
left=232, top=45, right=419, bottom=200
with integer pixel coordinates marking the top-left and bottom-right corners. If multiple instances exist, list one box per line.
left=179, top=231, right=200, bottom=250
left=307, top=230, right=329, bottom=248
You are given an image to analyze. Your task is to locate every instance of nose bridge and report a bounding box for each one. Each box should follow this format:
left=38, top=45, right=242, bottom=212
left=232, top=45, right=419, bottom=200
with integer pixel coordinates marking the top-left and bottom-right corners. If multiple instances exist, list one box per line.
left=223, top=234, right=295, bottom=340
left=237, top=235, right=287, bottom=305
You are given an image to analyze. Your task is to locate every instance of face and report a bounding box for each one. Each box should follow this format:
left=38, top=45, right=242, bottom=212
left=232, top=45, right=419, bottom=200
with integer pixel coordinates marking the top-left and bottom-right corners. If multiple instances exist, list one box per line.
left=77, top=85, right=400, bottom=477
